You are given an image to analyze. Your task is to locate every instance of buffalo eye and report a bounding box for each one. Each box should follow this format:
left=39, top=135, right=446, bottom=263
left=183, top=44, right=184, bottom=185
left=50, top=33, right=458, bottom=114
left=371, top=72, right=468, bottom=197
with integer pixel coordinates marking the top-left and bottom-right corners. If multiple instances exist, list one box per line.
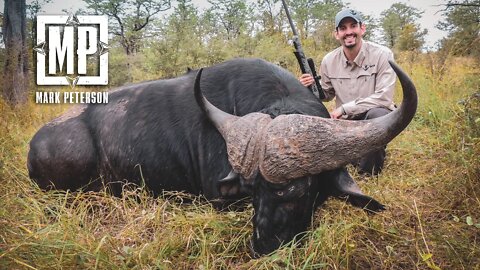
left=276, top=190, right=284, bottom=196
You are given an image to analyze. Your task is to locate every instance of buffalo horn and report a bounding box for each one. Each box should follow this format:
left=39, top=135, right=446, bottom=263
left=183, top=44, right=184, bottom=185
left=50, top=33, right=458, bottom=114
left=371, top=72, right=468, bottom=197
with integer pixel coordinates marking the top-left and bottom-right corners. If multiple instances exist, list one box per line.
left=194, top=61, right=417, bottom=183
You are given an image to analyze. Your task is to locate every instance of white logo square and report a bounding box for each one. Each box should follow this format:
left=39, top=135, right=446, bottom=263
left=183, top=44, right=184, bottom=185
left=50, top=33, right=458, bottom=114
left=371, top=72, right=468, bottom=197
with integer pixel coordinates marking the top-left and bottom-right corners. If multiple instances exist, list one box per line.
left=35, top=15, right=108, bottom=87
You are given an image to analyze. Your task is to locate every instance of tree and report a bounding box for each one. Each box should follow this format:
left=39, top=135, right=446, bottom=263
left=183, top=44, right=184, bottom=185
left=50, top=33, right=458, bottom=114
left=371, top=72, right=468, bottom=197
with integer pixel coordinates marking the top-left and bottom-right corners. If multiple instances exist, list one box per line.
left=207, top=0, right=252, bottom=40
left=26, top=0, right=52, bottom=48
left=289, top=0, right=318, bottom=38
left=380, top=2, right=427, bottom=50
left=2, top=0, right=29, bottom=106
left=282, top=0, right=342, bottom=40
left=84, top=0, right=171, bottom=55
left=444, top=0, right=480, bottom=9
left=437, top=0, right=480, bottom=57
left=255, top=0, right=283, bottom=35
left=361, top=14, right=381, bottom=43
left=309, top=0, right=345, bottom=51
left=146, top=0, right=206, bottom=76
left=396, top=23, right=427, bottom=51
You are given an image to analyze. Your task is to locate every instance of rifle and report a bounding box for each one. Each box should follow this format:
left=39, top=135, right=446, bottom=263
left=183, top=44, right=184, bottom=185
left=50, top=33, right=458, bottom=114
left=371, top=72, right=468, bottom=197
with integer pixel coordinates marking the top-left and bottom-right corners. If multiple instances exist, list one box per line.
left=281, top=0, right=325, bottom=100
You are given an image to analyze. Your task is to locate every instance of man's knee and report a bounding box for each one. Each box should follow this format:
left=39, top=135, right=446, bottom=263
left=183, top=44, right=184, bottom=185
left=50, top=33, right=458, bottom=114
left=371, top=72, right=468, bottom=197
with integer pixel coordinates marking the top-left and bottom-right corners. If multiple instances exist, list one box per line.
left=357, top=148, right=386, bottom=176
left=356, top=107, right=392, bottom=175
left=364, top=107, right=391, bottom=120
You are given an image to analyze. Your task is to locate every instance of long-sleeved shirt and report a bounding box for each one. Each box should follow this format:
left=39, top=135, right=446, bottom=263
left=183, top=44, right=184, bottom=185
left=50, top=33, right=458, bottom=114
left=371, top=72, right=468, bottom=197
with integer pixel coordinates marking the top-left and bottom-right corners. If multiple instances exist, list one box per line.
left=320, top=41, right=397, bottom=118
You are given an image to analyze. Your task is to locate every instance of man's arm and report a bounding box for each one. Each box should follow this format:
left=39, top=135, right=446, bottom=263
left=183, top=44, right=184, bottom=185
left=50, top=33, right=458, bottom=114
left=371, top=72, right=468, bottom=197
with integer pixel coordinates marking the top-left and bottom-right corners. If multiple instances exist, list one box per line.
left=298, top=59, right=335, bottom=102
left=319, top=58, right=336, bottom=102
left=299, top=73, right=314, bottom=87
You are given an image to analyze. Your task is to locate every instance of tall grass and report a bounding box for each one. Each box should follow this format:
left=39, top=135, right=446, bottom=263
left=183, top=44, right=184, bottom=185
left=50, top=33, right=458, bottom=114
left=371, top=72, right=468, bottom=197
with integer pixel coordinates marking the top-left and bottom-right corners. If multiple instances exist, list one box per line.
left=0, top=53, right=479, bottom=269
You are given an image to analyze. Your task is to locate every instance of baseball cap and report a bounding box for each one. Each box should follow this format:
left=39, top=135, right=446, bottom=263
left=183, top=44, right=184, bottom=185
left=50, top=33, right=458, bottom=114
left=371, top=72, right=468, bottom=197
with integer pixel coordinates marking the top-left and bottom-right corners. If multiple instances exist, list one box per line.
left=335, top=9, right=363, bottom=29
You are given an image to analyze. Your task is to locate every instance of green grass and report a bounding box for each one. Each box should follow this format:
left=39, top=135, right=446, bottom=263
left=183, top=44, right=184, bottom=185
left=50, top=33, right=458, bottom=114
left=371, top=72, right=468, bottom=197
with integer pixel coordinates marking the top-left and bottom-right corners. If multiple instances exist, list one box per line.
left=1, top=53, right=479, bottom=269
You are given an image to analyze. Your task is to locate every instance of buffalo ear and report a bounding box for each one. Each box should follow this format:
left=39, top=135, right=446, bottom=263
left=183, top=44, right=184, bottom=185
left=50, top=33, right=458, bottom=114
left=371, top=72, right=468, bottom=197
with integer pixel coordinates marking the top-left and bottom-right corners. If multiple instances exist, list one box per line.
left=217, top=170, right=241, bottom=197
left=331, top=168, right=386, bottom=213
left=217, top=170, right=252, bottom=198
left=344, top=193, right=385, bottom=213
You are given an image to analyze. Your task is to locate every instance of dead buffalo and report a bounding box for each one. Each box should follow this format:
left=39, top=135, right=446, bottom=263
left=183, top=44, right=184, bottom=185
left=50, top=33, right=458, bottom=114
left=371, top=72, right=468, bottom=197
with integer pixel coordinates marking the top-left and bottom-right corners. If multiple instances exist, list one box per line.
left=28, top=58, right=417, bottom=255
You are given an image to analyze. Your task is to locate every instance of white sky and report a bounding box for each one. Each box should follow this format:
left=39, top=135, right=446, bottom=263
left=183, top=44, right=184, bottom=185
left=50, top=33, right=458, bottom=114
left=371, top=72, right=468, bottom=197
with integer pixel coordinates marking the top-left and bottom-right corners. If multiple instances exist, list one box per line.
left=348, top=0, right=448, bottom=50
left=2, top=0, right=449, bottom=50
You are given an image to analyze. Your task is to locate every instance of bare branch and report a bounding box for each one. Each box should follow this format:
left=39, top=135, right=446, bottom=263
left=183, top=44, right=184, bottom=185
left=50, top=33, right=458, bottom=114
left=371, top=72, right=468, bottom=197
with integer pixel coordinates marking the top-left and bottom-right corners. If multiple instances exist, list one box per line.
left=440, top=1, right=480, bottom=11
left=446, top=3, right=480, bottom=7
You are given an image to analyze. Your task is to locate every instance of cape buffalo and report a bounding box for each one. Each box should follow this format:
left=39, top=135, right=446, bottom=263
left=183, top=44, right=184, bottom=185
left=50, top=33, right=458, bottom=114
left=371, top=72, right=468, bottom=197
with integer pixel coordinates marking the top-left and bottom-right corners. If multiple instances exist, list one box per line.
left=28, top=58, right=417, bottom=256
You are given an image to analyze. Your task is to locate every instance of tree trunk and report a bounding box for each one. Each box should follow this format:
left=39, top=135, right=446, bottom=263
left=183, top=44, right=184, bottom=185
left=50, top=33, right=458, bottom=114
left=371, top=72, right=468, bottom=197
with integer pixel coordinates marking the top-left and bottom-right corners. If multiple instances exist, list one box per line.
left=2, top=0, right=29, bottom=107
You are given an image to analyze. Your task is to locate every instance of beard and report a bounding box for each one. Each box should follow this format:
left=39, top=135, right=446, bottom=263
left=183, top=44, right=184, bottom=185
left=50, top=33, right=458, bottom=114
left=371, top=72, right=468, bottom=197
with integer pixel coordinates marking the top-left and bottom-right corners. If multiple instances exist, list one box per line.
left=343, top=34, right=357, bottom=48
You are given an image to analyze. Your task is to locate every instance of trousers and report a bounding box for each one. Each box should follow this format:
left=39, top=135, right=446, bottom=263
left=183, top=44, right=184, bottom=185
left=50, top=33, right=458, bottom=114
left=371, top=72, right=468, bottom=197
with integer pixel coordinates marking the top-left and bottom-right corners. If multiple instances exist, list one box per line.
left=350, top=107, right=392, bottom=175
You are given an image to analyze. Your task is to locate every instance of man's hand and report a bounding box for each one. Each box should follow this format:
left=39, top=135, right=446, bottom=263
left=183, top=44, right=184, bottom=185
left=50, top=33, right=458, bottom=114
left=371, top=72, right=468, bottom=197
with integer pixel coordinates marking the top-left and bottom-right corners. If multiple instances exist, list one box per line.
left=298, top=74, right=314, bottom=87
left=330, top=106, right=345, bottom=119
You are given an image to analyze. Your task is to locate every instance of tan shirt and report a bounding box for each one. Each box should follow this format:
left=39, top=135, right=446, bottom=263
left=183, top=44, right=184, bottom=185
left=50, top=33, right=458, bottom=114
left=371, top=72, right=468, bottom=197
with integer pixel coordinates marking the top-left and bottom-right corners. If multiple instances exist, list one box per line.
left=320, top=41, right=396, bottom=118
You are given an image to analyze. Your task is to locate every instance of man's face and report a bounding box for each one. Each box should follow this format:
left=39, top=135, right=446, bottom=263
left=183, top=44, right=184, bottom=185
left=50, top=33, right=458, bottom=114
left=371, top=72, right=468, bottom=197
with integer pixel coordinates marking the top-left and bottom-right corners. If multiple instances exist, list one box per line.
left=335, top=17, right=366, bottom=49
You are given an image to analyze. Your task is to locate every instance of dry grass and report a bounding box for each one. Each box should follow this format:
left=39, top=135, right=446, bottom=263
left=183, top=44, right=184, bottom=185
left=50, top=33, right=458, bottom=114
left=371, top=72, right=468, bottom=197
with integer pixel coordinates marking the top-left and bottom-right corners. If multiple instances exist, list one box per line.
left=1, top=54, right=479, bottom=269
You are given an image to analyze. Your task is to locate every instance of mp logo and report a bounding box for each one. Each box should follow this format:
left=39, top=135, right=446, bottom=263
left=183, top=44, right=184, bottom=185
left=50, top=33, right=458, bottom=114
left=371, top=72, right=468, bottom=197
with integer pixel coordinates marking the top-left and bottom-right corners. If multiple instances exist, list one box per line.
left=35, top=14, right=108, bottom=88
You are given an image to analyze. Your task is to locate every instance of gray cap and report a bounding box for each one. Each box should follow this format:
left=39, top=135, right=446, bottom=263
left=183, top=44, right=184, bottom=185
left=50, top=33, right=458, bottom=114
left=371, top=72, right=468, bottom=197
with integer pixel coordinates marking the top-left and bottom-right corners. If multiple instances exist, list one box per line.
left=335, top=9, right=362, bottom=29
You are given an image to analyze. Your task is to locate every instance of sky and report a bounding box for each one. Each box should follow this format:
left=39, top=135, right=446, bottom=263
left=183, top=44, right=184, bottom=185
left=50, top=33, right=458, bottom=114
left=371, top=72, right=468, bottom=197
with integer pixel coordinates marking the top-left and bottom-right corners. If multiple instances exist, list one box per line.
left=2, top=0, right=449, bottom=50
left=348, top=0, right=448, bottom=50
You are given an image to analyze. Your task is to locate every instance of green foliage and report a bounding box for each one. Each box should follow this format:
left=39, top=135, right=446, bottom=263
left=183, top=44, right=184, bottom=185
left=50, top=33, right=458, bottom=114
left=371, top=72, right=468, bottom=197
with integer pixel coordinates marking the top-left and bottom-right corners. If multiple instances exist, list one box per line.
left=437, top=0, right=480, bottom=58
left=122, top=0, right=347, bottom=81
left=1, top=48, right=480, bottom=269
left=380, top=2, right=427, bottom=51
left=462, top=92, right=480, bottom=139
left=143, top=0, right=208, bottom=78
left=251, top=33, right=291, bottom=63
left=289, top=0, right=344, bottom=40
left=207, top=0, right=253, bottom=40
left=25, top=0, right=53, bottom=47
left=359, top=13, right=380, bottom=42
left=396, top=23, right=428, bottom=51
left=289, top=0, right=318, bottom=38
left=26, top=0, right=53, bottom=19
left=255, top=0, right=283, bottom=35
left=2, top=2, right=480, bottom=266
left=84, top=0, right=171, bottom=55
left=309, top=0, right=344, bottom=51
left=88, top=0, right=480, bottom=82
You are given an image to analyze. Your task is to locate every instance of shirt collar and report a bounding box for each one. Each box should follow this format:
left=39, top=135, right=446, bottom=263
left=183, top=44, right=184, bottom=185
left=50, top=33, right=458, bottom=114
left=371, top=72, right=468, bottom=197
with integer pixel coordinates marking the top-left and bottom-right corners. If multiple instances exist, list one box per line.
left=353, top=41, right=367, bottom=67
left=341, top=50, right=349, bottom=68
left=341, top=41, right=367, bottom=68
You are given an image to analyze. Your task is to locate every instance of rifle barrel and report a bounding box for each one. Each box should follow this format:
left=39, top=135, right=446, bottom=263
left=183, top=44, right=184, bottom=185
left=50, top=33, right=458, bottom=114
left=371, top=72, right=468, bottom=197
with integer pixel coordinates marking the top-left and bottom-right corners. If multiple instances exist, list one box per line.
left=281, top=0, right=324, bottom=100
left=281, top=0, right=298, bottom=37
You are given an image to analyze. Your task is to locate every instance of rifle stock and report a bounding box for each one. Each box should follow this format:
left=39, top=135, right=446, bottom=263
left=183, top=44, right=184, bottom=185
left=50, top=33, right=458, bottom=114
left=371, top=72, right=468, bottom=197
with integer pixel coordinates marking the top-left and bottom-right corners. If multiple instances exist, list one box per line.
left=307, top=58, right=324, bottom=98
